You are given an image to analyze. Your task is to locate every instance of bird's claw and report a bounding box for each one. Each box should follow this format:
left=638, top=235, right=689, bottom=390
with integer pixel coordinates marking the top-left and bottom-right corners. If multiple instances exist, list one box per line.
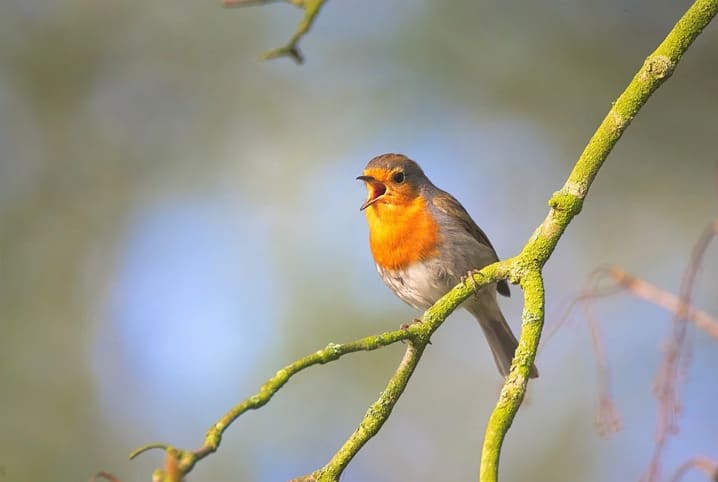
left=463, top=269, right=483, bottom=298
left=400, top=318, right=423, bottom=330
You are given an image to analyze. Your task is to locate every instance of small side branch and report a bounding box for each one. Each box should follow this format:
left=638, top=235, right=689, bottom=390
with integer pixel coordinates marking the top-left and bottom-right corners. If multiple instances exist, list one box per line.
left=225, top=0, right=329, bottom=63
left=647, top=220, right=718, bottom=481
left=90, top=472, right=122, bottom=482
left=199, top=326, right=416, bottom=457
left=128, top=326, right=417, bottom=478
left=604, top=265, right=718, bottom=339
left=669, top=456, right=718, bottom=482
left=564, top=266, right=718, bottom=436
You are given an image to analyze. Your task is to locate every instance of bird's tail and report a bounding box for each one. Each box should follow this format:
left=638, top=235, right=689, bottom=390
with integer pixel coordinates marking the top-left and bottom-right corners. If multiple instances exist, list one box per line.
left=466, top=295, right=539, bottom=379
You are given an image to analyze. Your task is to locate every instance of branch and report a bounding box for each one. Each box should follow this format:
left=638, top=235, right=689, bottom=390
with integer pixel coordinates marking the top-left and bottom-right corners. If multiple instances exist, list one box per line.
left=127, top=262, right=506, bottom=480
left=292, top=341, right=426, bottom=481
left=564, top=224, right=717, bottom=477
left=669, top=456, right=718, bottom=482
left=225, top=0, right=329, bottom=63
left=90, top=472, right=122, bottom=482
left=127, top=324, right=423, bottom=476
left=479, top=1, right=718, bottom=480
left=549, top=264, right=718, bottom=436
left=480, top=270, right=544, bottom=479
left=575, top=266, right=718, bottom=436
left=647, top=219, right=718, bottom=481
left=605, top=265, right=718, bottom=340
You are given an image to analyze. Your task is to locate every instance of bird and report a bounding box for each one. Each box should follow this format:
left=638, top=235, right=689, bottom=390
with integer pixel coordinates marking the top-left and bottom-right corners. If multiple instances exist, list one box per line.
left=357, top=153, right=538, bottom=378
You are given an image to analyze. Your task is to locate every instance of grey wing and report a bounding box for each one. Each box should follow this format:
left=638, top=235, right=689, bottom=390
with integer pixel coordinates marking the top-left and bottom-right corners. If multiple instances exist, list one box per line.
left=431, top=191, right=511, bottom=298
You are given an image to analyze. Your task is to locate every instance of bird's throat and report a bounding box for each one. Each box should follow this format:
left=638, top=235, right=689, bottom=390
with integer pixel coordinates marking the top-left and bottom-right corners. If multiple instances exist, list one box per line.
left=365, top=196, right=440, bottom=270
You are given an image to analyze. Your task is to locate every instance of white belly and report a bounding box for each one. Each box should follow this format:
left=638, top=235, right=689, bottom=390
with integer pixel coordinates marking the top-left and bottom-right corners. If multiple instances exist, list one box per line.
left=375, top=230, right=499, bottom=310
left=376, top=258, right=457, bottom=310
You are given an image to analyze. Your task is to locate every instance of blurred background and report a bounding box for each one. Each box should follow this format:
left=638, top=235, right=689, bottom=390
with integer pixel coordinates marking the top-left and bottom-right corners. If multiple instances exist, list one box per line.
left=1, top=1, right=717, bottom=481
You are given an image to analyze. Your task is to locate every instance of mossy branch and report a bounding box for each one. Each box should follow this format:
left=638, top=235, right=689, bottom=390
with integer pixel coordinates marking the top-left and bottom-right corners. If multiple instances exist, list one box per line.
left=480, top=1, right=717, bottom=481
left=119, top=1, right=717, bottom=481
left=128, top=264, right=506, bottom=480
left=292, top=342, right=427, bottom=482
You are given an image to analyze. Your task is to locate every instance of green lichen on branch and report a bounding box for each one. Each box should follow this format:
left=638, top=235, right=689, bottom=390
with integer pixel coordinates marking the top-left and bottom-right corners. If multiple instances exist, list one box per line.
left=478, top=1, right=718, bottom=481
left=480, top=271, right=544, bottom=482
left=286, top=265, right=517, bottom=481
left=294, top=343, right=427, bottom=482
left=201, top=327, right=417, bottom=450
left=129, top=264, right=503, bottom=481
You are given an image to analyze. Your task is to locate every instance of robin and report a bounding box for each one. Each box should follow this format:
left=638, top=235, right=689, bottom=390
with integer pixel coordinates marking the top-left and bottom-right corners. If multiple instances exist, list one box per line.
left=357, top=153, right=538, bottom=378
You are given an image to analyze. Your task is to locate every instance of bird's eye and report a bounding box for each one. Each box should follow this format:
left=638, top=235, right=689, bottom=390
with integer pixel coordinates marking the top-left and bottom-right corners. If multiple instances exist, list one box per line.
left=392, top=171, right=405, bottom=184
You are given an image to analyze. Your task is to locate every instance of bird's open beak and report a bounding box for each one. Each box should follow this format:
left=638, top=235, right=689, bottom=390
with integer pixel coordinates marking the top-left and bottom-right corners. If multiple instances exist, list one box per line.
left=357, top=175, right=387, bottom=211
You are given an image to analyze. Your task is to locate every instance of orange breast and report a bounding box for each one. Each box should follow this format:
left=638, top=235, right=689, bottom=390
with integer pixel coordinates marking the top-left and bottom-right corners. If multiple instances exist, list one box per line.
left=365, top=195, right=441, bottom=270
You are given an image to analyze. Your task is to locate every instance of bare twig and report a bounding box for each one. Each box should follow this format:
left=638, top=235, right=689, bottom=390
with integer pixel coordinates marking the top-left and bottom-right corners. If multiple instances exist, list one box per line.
left=224, top=0, right=286, bottom=6
left=669, top=456, right=718, bottom=482
left=582, top=271, right=623, bottom=436
left=554, top=266, right=718, bottom=341
left=90, top=472, right=122, bottom=482
left=646, top=220, right=718, bottom=481
left=556, top=264, right=718, bottom=438
left=606, top=266, right=718, bottom=340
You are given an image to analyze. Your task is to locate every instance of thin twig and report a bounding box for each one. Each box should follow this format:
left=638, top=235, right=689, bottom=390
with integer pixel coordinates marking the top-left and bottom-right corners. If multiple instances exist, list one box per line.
left=225, top=0, right=329, bottom=63
left=582, top=271, right=623, bottom=436
left=605, top=266, right=718, bottom=340
left=90, top=472, right=122, bottom=482
left=573, top=266, right=718, bottom=436
left=224, top=0, right=287, bottom=6
left=194, top=327, right=418, bottom=465
left=646, top=220, right=718, bottom=481
left=128, top=325, right=418, bottom=475
left=669, top=456, right=718, bottom=482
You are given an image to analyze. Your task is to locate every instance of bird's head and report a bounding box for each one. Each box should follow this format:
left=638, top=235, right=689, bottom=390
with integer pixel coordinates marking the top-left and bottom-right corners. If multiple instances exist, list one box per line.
left=356, top=153, right=428, bottom=211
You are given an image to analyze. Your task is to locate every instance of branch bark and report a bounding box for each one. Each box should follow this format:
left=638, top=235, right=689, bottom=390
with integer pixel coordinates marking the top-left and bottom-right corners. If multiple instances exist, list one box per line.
left=292, top=342, right=427, bottom=481
left=480, top=1, right=718, bottom=480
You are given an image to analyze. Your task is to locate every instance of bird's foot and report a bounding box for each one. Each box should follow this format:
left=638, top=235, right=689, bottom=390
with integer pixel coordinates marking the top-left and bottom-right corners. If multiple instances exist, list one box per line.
left=462, top=269, right=484, bottom=298
left=400, top=318, right=423, bottom=330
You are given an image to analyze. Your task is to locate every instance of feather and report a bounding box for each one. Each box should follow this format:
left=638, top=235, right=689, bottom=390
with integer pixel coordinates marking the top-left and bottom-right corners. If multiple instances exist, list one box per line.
left=431, top=191, right=511, bottom=298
